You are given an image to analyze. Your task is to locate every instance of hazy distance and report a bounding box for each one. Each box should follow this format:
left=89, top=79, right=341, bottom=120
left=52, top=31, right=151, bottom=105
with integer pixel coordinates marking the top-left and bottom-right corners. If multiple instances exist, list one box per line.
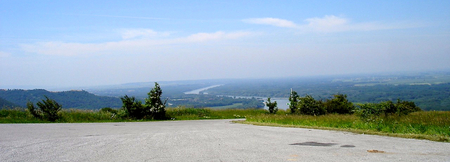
left=1, top=1, right=449, bottom=88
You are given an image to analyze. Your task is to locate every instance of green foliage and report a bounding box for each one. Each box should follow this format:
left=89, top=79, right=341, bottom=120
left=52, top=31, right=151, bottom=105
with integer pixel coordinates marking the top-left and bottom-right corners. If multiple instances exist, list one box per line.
left=57, top=109, right=125, bottom=122
left=356, top=99, right=422, bottom=121
left=100, top=107, right=118, bottom=114
left=27, top=96, right=62, bottom=121
left=166, top=107, right=267, bottom=120
left=145, top=82, right=167, bottom=120
left=323, top=94, right=355, bottom=114
left=120, top=95, right=147, bottom=119
left=244, top=111, right=450, bottom=142
left=288, top=90, right=299, bottom=114
left=0, top=108, right=43, bottom=123
left=297, top=95, right=326, bottom=116
left=0, top=97, right=19, bottom=108
left=394, top=99, right=422, bottom=115
left=120, top=82, right=168, bottom=120
left=265, top=98, right=278, bottom=114
left=1, top=107, right=265, bottom=123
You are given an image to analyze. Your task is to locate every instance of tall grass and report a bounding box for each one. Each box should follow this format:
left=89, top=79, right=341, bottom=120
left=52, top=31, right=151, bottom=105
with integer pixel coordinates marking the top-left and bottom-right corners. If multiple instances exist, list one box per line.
left=0, top=108, right=43, bottom=123
left=0, top=108, right=126, bottom=123
left=243, top=111, right=450, bottom=142
left=166, top=107, right=266, bottom=120
left=0, top=107, right=267, bottom=123
left=58, top=109, right=125, bottom=122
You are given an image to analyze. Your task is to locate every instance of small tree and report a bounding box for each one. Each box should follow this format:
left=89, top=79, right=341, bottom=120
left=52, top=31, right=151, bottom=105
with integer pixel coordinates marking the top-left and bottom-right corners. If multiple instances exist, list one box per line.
left=27, top=96, right=62, bottom=122
left=120, top=82, right=168, bottom=120
left=265, top=98, right=278, bottom=114
left=323, top=94, right=355, bottom=114
left=298, top=95, right=326, bottom=116
left=395, top=99, right=421, bottom=115
left=120, top=95, right=147, bottom=119
left=289, top=90, right=299, bottom=114
left=145, top=82, right=168, bottom=120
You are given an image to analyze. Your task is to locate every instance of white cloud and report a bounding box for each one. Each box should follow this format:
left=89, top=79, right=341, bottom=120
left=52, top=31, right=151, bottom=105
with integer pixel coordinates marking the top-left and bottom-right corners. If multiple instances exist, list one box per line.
left=0, top=51, right=11, bottom=57
left=242, top=18, right=298, bottom=28
left=244, top=15, right=409, bottom=33
left=303, top=15, right=348, bottom=32
left=21, top=31, right=252, bottom=56
left=121, top=29, right=171, bottom=39
left=182, top=31, right=251, bottom=42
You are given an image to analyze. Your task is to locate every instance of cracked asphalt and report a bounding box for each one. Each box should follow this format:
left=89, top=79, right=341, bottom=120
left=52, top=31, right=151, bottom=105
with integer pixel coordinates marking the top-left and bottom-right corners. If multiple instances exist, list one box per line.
left=1, top=119, right=449, bottom=161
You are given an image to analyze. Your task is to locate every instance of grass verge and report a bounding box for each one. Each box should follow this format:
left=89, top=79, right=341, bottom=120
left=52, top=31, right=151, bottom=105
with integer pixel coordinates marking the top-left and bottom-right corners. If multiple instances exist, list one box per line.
left=0, top=107, right=266, bottom=123
left=2, top=107, right=449, bottom=142
left=238, top=111, right=450, bottom=142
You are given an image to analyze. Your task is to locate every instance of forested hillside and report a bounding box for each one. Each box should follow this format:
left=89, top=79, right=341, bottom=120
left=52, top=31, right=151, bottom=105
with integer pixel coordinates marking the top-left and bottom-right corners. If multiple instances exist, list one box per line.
left=0, top=89, right=122, bottom=109
left=0, top=97, right=19, bottom=108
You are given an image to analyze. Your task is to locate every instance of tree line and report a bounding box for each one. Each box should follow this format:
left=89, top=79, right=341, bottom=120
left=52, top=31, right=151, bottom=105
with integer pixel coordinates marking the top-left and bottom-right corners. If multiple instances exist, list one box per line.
left=24, top=84, right=423, bottom=122
left=26, top=82, right=169, bottom=121
left=206, top=78, right=450, bottom=111
left=265, top=90, right=422, bottom=118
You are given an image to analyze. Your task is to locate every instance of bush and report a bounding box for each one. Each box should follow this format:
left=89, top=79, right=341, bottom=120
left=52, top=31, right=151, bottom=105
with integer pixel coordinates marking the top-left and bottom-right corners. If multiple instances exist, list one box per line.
left=145, top=82, right=167, bottom=120
left=265, top=98, right=278, bottom=114
left=120, top=95, right=147, bottom=119
left=394, top=99, right=422, bottom=115
left=356, top=99, right=422, bottom=120
left=323, top=94, right=355, bottom=114
left=27, top=96, right=62, bottom=122
left=120, top=82, right=168, bottom=120
left=298, top=95, right=326, bottom=116
left=289, top=90, right=299, bottom=114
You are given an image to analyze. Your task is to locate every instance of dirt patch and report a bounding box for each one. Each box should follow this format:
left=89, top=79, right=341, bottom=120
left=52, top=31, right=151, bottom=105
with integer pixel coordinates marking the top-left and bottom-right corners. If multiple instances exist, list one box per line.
left=367, top=150, right=385, bottom=153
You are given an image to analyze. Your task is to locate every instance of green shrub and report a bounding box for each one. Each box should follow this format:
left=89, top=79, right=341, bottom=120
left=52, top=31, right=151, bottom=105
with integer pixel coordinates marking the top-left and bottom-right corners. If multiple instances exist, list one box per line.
left=120, top=82, right=168, bottom=120
left=265, top=98, right=278, bottom=114
left=298, top=95, right=326, bottom=116
left=27, top=96, right=62, bottom=122
left=394, top=99, right=422, bottom=115
left=323, top=94, right=355, bottom=114
left=145, top=82, right=168, bottom=120
left=288, top=90, right=299, bottom=114
left=120, top=95, right=147, bottom=119
left=100, top=107, right=118, bottom=114
left=356, top=100, right=422, bottom=120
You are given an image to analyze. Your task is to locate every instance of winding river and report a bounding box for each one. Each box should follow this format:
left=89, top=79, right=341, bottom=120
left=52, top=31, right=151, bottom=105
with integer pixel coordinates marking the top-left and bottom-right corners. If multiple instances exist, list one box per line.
left=184, top=85, right=289, bottom=110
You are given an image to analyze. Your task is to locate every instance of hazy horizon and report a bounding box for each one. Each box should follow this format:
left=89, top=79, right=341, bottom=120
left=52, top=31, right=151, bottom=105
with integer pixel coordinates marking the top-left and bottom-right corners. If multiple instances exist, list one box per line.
left=2, top=69, right=449, bottom=91
left=1, top=1, right=449, bottom=88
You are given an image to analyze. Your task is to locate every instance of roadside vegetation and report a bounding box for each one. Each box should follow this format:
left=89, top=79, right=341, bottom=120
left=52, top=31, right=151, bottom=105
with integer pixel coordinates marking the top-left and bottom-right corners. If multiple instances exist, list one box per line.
left=240, top=90, right=449, bottom=142
left=0, top=107, right=263, bottom=123
left=241, top=111, right=450, bottom=142
left=1, top=85, right=448, bottom=142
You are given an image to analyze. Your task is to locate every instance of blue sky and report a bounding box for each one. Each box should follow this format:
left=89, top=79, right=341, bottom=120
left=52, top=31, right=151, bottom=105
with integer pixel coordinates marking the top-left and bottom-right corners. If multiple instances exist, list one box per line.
left=1, top=0, right=449, bottom=88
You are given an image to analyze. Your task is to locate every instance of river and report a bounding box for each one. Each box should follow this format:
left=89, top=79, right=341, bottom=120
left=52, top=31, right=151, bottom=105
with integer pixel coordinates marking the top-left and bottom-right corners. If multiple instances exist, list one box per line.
left=184, top=85, right=289, bottom=110
left=184, top=85, right=223, bottom=94
left=219, top=95, right=289, bottom=110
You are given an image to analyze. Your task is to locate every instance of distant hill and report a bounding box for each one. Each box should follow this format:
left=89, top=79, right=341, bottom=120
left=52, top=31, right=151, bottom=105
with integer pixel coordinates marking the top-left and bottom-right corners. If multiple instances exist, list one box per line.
left=0, top=89, right=122, bottom=109
left=0, top=97, right=19, bottom=108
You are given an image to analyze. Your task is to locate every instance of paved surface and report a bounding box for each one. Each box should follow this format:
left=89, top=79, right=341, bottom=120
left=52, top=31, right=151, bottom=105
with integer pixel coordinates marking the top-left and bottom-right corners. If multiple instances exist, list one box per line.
left=1, top=119, right=449, bottom=162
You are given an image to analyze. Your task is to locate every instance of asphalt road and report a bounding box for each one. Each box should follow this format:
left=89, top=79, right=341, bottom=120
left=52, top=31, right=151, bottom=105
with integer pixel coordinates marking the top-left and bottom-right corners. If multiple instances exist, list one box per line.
left=1, top=119, right=449, bottom=162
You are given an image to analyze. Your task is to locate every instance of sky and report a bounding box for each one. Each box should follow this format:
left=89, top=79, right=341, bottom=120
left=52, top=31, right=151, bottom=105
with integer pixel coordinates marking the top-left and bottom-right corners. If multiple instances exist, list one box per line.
left=1, top=0, right=449, bottom=88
